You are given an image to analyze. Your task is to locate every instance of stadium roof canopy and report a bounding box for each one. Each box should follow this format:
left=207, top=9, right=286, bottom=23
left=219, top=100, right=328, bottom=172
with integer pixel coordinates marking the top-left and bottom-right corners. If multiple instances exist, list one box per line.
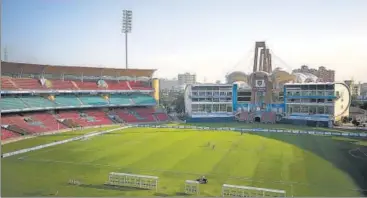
left=1, top=62, right=156, bottom=78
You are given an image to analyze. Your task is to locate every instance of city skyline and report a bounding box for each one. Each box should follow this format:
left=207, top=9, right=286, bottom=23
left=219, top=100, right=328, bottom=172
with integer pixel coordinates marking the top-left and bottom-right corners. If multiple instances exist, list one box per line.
left=2, top=0, right=367, bottom=83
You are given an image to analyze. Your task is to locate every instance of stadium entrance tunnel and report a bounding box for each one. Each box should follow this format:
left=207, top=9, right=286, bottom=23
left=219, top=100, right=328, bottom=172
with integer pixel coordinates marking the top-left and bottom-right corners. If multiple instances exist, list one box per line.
left=254, top=117, right=261, bottom=122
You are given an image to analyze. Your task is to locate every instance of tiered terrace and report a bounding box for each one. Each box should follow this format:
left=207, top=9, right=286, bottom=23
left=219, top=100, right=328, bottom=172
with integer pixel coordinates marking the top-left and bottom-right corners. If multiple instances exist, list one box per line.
left=1, top=108, right=170, bottom=141
left=1, top=78, right=152, bottom=91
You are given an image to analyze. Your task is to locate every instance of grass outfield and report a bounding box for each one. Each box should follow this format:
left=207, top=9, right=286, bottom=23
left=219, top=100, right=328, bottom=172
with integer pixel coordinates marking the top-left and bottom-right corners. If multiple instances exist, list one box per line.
left=1, top=125, right=120, bottom=153
left=2, top=126, right=367, bottom=197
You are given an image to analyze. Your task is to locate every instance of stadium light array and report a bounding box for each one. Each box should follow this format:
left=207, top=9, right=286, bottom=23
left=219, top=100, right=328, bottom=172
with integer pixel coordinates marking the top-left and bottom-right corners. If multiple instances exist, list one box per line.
left=122, top=10, right=133, bottom=69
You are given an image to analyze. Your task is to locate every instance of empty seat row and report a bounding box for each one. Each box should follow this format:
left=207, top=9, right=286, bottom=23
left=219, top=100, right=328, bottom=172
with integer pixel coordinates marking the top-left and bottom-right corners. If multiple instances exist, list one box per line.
left=1, top=78, right=152, bottom=90
left=1, top=94, right=156, bottom=111
left=1, top=108, right=169, bottom=140
left=1, top=98, right=28, bottom=110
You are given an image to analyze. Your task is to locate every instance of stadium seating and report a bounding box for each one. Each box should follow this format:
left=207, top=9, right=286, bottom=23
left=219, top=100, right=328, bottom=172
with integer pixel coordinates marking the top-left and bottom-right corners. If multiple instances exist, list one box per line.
left=131, top=94, right=156, bottom=105
left=1, top=78, right=17, bottom=89
left=30, top=112, right=67, bottom=131
left=113, top=109, right=139, bottom=123
left=105, top=81, right=130, bottom=90
left=129, top=81, right=152, bottom=90
left=1, top=128, right=20, bottom=140
left=12, top=78, right=44, bottom=89
left=155, top=113, right=169, bottom=122
left=133, top=108, right=157, bottom=122
left=2, top=115, right=47, bottom=134
left=74, top=81, right=100, bottom=90
left=109, top=95, right=132, bottom=105
left=1, top=78, right=153, bottom=91
left=21, top=96, right=57, bottom=108
left=47, top=80, right=76, bottom=89
left=79, top=96, right=108, bottom=105
left=1, top=97, right=28, bottom=110
left=83, top=110, right=113, bottom=126
left=56, top=110, right=113, bottom=127
left=54, top=95, right=82, bottom=106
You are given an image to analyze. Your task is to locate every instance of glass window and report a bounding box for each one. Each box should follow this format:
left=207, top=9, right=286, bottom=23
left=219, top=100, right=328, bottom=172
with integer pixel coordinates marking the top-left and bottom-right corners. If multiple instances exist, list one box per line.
left=301, top=106, right=308, bottom=113
left=309, top=106, right=316, bottom=114
left=220, top=104, right=226, bottom=112
left=213, top=104, right=219, bottom=112
left=226, top=105, right=232, bottom=112
left=317, top=106, right=325, bottom=114
left=293, top=106, right=300, bottom=113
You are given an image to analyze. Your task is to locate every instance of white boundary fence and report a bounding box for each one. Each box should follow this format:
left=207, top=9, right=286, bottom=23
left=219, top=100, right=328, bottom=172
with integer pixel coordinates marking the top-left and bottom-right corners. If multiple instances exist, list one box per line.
left=184, top=180, right=200, bottom=195
left=222, top=184, right=286, bottom=197
left=106, top=172, right=158, bottom=191
left=133, top=124, right=367, bottom=138
left=2, top=126, right=131, bottom=158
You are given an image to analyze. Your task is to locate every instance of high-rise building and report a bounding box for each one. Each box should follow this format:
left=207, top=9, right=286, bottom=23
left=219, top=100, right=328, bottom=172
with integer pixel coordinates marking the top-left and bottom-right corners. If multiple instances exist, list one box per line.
left=344, top=80, right=361, bottom=97
left=292, top=65, right=335, bottom=82
left=178, top=72, right=196, bottom=85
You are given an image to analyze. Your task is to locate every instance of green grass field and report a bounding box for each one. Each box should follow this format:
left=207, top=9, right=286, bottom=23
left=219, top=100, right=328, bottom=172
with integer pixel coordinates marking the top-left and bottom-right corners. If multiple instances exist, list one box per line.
left=2, top=124, right=367, bottom=197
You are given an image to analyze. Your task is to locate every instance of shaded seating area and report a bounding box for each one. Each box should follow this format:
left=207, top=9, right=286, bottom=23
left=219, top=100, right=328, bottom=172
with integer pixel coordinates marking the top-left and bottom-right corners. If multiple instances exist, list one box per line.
left=1, top=97, right=28, bottom=110
left=131, top=94, right=156, bottom=105
left=79, top=96, right=108, bottom=105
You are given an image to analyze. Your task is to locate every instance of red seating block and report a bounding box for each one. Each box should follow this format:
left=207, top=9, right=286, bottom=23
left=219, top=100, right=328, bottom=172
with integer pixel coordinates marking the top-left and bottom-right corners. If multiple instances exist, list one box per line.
left=1, top=128, right=20, bottom=140
left=12, top=78, right=44, bottom=89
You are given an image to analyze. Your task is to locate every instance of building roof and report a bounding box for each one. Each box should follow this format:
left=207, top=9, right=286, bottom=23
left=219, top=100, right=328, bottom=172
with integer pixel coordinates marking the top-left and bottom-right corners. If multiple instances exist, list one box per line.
left=1, top=61, right=156, bottom=77
left=293, top=72, right=319, bottom=83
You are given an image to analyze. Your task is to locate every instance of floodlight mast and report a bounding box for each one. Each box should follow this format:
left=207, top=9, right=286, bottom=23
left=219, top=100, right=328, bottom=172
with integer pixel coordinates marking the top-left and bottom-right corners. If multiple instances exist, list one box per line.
left=122, top=10, right=132, bottom=69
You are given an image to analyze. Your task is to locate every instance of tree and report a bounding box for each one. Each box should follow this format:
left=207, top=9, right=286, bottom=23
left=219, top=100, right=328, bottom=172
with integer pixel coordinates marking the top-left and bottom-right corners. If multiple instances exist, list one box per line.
left=172, top=93, right=185, bottom=113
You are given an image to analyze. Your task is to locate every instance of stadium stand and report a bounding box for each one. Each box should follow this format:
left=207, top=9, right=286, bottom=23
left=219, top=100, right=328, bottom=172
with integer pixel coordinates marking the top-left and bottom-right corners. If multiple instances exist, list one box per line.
left=12, top=78, right=44, bottom=89
left=109, top=94, right=132, bottom=105
left=105, top=80, right=131, bottom=90
left=72, top=80, right=100, bottom=90
left=0, top=61, right=169, bottom=141
left=54, top=95, right=83, bottom=106
left=1, top=97, right=28, bottom=110
left=1, top=128, right=20, bottom=140
left=79, top=96, right=109, bottom=105
left=46, top=80, right=76, bottom=89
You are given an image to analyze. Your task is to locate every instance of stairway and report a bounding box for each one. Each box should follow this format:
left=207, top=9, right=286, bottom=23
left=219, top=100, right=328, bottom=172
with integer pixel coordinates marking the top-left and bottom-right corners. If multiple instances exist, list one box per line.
left=8, top=78, right=19, bottom=89
left=18, top=97, right=31, bottom=108
left=76, top=97, right=84, bottom=105
left=7, top=125, right=29, bottom=136
left=71, top=81, right=80, bottom=89
left=127, top=81, right=132, bottom=90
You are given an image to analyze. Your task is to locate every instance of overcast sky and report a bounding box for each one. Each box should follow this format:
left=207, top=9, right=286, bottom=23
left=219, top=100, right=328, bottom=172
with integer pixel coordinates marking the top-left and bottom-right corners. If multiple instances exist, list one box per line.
left=2, top=0, right=367, bottom=82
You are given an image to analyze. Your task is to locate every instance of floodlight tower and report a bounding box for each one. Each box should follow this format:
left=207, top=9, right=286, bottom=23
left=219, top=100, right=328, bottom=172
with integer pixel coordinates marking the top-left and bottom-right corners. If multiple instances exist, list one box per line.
left=122, top=10, right=132, bottom=69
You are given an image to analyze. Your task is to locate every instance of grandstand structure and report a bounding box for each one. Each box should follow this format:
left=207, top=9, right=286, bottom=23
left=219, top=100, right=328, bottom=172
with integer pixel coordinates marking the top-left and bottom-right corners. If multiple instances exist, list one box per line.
left=184, top=84, right=234, bottom=122
left=1, top=62, right=169, bottom=141
left=184, top=41, right=351, bottom=127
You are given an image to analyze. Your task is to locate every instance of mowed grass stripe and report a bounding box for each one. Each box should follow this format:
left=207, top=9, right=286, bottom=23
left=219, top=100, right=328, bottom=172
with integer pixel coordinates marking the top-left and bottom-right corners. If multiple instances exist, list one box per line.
left=2, top=126, right=121, bottom=153
left=2, top=127, right=366, bottom=197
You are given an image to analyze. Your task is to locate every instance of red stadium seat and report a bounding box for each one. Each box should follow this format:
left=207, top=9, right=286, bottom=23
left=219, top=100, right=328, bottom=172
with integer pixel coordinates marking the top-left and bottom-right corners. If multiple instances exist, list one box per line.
left=1, top=128, right=20, bottom=140
left=11, top=78, right=44, bottom=90
left=74, top=81, right=101, bottom=90
left=48, top=80, right=76, bottom=90
left=1, top=78, right=18, bottom=90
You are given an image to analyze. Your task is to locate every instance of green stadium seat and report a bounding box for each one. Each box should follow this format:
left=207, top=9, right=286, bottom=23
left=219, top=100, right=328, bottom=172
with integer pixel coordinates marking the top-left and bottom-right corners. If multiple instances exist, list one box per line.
left=109, top=95, right=132, bottom=105
left=54, top=96, right=82, bottom=107
left=1, top=97, right=28, bottom=110
left=21, top=97, right=56, bottom=108
left=79, top=96, right=108, bottom=105
left=131, top=94, right=156, bottom=105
